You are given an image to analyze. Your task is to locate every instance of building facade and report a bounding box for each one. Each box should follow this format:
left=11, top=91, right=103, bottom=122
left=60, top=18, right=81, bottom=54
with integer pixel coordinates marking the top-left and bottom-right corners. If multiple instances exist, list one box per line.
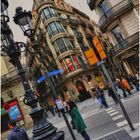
left=26, top=0, right=108, bottom=107
left=88, top=0, right=139, bottom=76
left=1, top=56, right=33, bottom=139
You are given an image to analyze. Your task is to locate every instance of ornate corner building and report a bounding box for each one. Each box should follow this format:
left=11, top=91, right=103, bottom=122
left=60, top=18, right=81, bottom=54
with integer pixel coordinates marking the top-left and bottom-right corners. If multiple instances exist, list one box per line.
left=88, top=0, right=139, bottom=75
left=26, top=0, right=108, bottom=106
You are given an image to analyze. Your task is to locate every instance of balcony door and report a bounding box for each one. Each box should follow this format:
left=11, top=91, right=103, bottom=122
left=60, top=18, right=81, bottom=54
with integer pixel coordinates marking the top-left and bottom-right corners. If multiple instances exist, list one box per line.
left=111, top=25, right=125, bottom=44
left=99, top=1, right=110, bottom=17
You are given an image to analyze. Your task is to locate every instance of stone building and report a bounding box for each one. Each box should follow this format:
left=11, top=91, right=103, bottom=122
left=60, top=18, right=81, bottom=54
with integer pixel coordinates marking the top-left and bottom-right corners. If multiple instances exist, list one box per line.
left=26, top=0, right=107, bottom=107
left=88, top=0, right=139, bottom=75
left=1, top=56, right=33, bottom=139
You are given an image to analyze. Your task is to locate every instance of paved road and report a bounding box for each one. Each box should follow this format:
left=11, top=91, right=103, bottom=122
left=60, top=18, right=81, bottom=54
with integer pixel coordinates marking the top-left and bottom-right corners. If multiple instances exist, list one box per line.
left=55, top=91, right=139, bottom=140
left=3, top=90, right=139, bottom=140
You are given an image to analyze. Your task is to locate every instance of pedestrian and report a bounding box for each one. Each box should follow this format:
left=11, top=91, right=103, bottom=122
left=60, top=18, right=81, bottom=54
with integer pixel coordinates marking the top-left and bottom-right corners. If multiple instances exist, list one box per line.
left=121, top=77, right=132, bottom=95
left=49, top=105, right=55, bottom=116
left=67, top=101, right=90, bottom=140
left=107, top=84, right=118, bottom=105
left=91, top=88, right=102, bottom=107
left=128, top=73, right=139, bottom=91
left=95, top=85, right=108, bottom=108
left=55, top=104, right=61, bottom=117
left=115, top=78, right=127, bottom=98
left=8, top=120, right=29, bottom=140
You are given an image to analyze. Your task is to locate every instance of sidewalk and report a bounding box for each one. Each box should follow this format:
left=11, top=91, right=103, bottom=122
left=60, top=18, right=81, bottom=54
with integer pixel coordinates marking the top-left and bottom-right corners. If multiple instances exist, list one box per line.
left=95, top=121, right=139, bottom=140
left=3, top=89, right=139, bottom=140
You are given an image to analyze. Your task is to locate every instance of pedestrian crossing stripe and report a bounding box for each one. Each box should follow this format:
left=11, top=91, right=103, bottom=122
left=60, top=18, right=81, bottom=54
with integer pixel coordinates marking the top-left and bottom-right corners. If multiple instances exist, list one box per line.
left=109, top=111, right=119, bottom=116
left=106, top=109, right=116, bottom=113
left=112, top=115, right=123, bottom=121
left=116, top=120, right=128, bottom=127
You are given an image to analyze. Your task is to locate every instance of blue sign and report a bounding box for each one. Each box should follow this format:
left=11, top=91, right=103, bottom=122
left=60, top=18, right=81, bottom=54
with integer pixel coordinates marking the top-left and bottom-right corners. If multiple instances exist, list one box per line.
left=37, top=75, right=46, bottom=84
left=37, top=69, right=64, bottom=84
left=48, top=69, right=64, bottom=76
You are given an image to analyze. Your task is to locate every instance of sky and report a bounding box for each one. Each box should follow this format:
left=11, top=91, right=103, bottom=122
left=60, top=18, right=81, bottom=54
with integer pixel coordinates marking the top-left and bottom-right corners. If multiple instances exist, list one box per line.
left=9, top=0, right=33, bottom=42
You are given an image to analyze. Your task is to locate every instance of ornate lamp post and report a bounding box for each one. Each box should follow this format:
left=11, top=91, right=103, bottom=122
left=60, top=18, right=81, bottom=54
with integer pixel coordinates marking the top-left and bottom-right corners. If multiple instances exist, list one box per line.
left=13, top=7, right=77, bottom=140
left=1, top=1, right=65, bottom=139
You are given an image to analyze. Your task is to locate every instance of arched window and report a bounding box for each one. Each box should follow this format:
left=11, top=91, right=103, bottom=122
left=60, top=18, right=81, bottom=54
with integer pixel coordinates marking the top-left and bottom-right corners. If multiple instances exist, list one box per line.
left=46, top=21, right=65, bottom=38
left=40, top=7, right=57, bottom=22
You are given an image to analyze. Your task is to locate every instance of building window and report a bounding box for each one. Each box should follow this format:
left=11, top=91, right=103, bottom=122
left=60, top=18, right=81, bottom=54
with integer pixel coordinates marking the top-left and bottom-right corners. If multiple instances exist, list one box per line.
left=111, top=25, right=125, bottom=43
left=40, top=7, right=57, bottom=23
left=46, top=21, right=65, bottom=38
left=99, top=1, right=110, bottom=17
left=60, top=55, right=81, bottom=74
left=53, top=37, right=74, bottom=55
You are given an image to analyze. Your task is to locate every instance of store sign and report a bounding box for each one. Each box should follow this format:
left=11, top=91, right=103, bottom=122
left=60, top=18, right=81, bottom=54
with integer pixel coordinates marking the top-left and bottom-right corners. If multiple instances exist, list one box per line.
left=85, top=48, right=99, bottom=65
left=93, top=36, right=107, bottom=60
left=1, top=99, right=24, bottom=133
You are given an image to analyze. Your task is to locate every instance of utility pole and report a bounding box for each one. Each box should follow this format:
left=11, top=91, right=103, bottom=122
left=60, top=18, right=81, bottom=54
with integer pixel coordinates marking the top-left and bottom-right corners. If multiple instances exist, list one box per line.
left=85, top=36, right=135, bottom=131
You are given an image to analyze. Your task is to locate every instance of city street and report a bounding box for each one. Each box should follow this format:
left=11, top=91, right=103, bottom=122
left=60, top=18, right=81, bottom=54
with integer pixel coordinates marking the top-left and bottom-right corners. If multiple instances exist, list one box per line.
left=26, top=90, right=139, bottom=140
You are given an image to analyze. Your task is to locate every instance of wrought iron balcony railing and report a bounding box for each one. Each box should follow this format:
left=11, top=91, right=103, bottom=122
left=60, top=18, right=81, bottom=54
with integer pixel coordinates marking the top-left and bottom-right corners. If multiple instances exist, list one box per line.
left=68, top=18, right=79, bottom=26
left=99, top=0, right=133, bottom=32
left=59, top=17, right=68, bottom=24
left=74, top=32, right=83, bottom=41
left=110, top=32, right=139, bottom=56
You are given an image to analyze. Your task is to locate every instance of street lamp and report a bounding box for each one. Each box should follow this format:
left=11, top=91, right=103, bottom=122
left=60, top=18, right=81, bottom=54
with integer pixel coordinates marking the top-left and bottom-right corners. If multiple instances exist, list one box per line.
left=14, top=7, right=77, bottom=140
left=1, top=3, right=64, bottom=140
left=14, top=7, right=34, bottom=38
left=1, top=0, right=9, bottom=23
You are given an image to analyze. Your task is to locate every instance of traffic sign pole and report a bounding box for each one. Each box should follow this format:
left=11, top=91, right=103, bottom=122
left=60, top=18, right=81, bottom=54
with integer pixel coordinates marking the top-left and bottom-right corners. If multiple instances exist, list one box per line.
left=99, top=61, right=135, bottom=131
left=45, top=70, right=77, bottom=140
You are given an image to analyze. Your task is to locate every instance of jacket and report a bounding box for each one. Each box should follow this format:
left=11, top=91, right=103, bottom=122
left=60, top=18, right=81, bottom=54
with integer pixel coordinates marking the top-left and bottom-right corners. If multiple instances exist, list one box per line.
left=121, top=79, right=131, bottom=90
left=71, top=107, right=86, bottom=133
left=8, top=126, right=29, bottom=140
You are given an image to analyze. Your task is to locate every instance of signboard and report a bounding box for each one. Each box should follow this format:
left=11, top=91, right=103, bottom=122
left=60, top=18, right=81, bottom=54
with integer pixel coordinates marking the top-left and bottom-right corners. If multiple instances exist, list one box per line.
left=3, top=99, right=24, bottom=121
left=48, top=69, right=64, bottom=76
left=1, top=99, right=24, bottom=133
left=37, top=69, right=64, bottom=84
left=93, top=36, right=107, bottom=60
left=85, top=48, right=99, bottom=65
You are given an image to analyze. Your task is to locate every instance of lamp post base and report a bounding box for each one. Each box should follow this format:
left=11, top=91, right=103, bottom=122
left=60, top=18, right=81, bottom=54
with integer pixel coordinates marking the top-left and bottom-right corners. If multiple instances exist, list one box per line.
left=29, top=108, right=64, bottom=140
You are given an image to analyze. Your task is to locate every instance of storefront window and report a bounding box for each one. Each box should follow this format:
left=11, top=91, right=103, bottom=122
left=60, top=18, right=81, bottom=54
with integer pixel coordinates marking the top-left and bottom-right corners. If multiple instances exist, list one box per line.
left=111, top=25, right=125, bottom=44
left=40, top=7, right=57, bottom=23
left=46, top=21, right=65, bottom=38
left=60, top=55, right=81, bottom=74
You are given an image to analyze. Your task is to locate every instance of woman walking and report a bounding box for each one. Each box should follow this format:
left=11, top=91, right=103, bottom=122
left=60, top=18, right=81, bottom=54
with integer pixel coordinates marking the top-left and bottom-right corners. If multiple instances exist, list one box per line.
left=67, top=101, right=90, bottom=140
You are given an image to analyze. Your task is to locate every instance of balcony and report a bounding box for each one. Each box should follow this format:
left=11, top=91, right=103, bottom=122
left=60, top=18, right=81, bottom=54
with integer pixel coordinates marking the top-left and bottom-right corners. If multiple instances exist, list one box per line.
left=110, top=32, right=139, bottom=57
left=68, top=19, right=79, bottom=26
left=59, top=17, right=68, bottom=24
left=99, top=0, right=133, bottom=32
left=79, top=19, right=87, bottom=27
left=74, top=32, right=83, bottom=41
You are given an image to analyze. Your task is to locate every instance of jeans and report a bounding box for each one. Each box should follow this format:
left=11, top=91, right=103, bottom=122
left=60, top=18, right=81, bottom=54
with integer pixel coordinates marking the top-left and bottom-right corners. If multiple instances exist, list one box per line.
left=81, top=130, right=90, bottom=140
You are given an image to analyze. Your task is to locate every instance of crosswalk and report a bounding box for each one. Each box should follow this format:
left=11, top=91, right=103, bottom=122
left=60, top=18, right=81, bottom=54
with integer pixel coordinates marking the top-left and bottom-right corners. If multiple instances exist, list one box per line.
left=106, top=107, right=128, bottom=128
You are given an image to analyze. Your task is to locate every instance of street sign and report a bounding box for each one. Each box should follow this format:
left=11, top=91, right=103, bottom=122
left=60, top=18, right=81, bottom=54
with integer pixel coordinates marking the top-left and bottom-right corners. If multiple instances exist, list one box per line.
left=48, top=69, right=64, bottom=76
left=37, top=75, right=46, bottom=84
left=37, top=69, right=64, bottom=84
